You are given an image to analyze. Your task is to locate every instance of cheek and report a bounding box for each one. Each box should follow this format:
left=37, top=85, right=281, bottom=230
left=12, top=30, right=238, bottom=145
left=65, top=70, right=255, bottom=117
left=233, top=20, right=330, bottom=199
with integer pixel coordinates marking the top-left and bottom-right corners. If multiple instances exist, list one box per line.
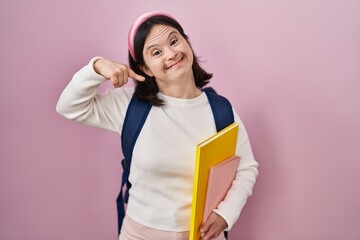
left=189, top=50, right=194, bottom=62
left=185, top=45, right=194, bottom=62
left=153, top=59, right=165, bottom=68
left=187, top=49, right=194, bottom=66
left=143, top=56, right=155, bottom=71
left=145, top=60, right=164, bottom=76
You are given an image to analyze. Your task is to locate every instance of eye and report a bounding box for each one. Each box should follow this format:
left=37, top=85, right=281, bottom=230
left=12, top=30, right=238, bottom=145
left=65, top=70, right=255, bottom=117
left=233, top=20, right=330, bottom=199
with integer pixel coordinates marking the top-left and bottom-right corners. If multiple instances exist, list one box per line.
left=152, top=50, right=162, bottom=57
left=170, top=38, right=179, bottom=46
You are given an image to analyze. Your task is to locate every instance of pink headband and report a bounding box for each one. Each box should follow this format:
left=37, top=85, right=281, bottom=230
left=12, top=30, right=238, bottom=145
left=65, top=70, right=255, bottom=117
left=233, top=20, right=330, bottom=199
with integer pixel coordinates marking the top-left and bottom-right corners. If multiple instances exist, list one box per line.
left=128, top=11, right=177, bottom=61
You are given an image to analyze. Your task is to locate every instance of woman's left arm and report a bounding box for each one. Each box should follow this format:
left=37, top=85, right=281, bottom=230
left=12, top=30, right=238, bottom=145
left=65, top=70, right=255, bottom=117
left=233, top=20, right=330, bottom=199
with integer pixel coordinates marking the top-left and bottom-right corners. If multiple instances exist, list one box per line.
left=200, top=110, right=259, bottom=239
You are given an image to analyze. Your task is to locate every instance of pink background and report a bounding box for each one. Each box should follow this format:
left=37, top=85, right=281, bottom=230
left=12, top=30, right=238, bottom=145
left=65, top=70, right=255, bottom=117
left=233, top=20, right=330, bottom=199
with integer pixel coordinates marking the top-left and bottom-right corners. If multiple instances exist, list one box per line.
left=1, top=0, right=359, bottom=239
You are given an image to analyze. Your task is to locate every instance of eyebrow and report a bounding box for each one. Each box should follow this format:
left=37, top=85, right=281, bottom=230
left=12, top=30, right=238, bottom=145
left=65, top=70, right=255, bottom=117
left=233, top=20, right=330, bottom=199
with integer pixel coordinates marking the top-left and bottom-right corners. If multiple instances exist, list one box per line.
left=145, top=31, right=178, bottom=52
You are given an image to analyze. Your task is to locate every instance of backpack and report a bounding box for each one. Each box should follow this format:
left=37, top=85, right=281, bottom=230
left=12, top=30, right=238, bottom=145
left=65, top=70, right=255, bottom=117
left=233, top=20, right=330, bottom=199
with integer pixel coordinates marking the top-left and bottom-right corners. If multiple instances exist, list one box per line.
left=116, top=87, right=234, bottom=238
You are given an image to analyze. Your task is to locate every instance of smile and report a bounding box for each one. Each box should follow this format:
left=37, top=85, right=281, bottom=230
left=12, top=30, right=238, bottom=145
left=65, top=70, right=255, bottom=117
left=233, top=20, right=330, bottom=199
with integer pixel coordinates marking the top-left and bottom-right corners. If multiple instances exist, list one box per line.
left=166, top=57, right=183, bottom=69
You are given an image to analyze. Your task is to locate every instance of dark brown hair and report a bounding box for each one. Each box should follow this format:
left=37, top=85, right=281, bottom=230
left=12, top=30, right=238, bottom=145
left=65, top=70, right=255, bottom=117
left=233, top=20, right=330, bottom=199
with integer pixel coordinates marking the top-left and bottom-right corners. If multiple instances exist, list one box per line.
left=128, top=15, right=212, bottom=106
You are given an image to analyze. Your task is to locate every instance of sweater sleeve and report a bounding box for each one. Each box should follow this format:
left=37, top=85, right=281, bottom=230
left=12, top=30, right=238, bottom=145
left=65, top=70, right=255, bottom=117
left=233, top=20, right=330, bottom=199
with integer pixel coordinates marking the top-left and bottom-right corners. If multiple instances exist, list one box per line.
left=56, top=57, right=133, bottom=133
left=213, top=110, right=259, bottom=230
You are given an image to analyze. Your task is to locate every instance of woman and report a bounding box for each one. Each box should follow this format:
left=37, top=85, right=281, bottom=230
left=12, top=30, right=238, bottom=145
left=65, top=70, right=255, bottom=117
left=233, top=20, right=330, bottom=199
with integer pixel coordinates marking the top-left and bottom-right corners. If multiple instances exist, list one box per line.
left=56, top=11, right=258, bottom=240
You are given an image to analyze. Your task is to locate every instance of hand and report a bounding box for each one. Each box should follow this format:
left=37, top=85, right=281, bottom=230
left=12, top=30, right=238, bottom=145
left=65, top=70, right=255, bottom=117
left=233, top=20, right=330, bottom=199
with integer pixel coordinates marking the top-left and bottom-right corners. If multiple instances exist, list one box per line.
left=200, top=212, right=228, bottom=240
left=94, top=58, right=145, bottom=88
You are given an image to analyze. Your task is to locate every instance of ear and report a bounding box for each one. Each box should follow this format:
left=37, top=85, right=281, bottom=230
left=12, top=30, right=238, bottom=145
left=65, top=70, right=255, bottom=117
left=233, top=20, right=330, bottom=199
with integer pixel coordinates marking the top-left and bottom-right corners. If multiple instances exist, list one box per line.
left=139, top=65, right=154, bottom=77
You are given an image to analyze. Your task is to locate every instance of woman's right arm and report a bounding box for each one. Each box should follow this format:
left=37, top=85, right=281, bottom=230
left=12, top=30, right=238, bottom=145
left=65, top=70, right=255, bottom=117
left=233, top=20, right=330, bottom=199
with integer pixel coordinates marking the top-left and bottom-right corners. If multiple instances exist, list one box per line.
left=56, top=57, right=145, bottom=132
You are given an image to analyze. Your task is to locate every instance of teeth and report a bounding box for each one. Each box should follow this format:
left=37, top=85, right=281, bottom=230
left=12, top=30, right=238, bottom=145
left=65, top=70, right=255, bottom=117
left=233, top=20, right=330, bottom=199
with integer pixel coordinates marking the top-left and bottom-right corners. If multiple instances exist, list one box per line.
left=168, top=58, right=182, bottom=69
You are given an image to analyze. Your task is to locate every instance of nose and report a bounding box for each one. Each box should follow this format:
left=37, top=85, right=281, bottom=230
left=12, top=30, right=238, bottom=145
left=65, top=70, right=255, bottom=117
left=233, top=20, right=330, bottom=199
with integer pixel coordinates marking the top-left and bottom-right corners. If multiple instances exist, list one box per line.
left=165, top=47, right=178, bottom=60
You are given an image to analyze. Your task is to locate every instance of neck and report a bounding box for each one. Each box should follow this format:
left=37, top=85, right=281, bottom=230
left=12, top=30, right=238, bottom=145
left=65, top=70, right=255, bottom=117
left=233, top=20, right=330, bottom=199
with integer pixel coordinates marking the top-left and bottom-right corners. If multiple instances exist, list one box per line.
left=159, top=84, right=202, bottom=99
left=156, top=71, right=202, bottom=99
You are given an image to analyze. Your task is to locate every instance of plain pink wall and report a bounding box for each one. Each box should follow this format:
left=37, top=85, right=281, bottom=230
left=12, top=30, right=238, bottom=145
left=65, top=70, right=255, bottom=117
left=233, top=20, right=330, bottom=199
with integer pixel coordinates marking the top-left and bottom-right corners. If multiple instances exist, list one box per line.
left=1, top=0, right=359, bottom=239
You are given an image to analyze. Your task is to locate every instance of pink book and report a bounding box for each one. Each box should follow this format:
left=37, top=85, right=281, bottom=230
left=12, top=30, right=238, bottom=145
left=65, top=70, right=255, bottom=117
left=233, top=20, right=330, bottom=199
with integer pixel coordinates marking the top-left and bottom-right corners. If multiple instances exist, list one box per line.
left=202, top=155, right=240, bottom=223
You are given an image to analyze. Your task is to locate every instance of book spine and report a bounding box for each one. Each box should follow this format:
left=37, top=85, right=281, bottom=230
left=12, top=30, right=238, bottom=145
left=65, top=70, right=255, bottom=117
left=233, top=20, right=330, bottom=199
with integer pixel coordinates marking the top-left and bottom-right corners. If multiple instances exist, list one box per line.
left=189, top=146, right=202, bottom=240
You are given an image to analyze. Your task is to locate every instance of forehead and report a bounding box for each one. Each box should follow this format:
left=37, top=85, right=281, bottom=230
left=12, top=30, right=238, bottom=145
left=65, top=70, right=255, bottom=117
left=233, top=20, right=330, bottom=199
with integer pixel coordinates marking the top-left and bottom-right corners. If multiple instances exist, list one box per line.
left=144, top=24, right=179, bottom=46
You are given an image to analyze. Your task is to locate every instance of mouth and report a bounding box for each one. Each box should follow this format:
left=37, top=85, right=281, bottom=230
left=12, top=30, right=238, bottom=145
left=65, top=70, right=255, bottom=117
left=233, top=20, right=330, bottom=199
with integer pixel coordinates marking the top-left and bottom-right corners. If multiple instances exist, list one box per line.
left=166, top=57, right=183, bottom=69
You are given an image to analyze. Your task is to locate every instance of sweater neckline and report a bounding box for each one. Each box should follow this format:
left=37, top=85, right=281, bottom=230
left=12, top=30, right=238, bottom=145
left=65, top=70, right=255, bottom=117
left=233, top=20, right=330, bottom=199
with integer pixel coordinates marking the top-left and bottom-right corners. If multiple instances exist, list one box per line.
left=157, top=91, right=207, bottom=106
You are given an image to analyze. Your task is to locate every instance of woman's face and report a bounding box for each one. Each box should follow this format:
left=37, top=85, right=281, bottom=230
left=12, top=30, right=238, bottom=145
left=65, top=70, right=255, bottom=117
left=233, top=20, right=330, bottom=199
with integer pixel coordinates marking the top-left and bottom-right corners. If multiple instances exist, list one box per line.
left=141, top=24, right=194, bottom=84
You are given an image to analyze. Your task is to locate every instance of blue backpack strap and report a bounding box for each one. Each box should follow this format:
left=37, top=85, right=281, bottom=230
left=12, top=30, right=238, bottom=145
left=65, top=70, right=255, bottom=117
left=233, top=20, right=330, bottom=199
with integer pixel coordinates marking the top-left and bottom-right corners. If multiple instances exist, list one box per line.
left=203, top=87, right=234, bottom=239
left=203, top=87, right=234, bottom=131
left=116, top=94, right=152, bottom=233
left=203, top=87, right=234, bottom=240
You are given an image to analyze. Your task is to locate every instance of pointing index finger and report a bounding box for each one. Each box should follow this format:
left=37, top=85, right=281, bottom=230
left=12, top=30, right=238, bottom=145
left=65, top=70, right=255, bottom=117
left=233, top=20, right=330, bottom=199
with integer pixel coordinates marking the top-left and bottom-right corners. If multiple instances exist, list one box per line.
left=127, top=67, right=146, bottom=82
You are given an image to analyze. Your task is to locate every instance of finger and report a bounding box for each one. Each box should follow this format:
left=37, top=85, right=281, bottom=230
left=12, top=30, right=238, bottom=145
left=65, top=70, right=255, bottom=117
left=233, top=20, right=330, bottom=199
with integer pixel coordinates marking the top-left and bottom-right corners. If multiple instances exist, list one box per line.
left=202, top=226, right=218, bottom=240
left=122, top=69, right=129, bottom=86
left=200, top=218, right=212, bottom=238
left=111, top=75, right=122, bottom=88
left=127, top=67, right=145, bottom=81
left=110, top=74, right=119, bottom=86
left=201, top=220, right=222, bottom=240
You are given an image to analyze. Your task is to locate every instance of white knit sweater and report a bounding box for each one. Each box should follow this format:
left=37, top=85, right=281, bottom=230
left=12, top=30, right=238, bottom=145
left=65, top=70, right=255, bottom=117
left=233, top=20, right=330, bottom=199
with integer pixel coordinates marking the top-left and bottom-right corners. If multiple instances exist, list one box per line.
left=56, top=58, right=259, bottom=231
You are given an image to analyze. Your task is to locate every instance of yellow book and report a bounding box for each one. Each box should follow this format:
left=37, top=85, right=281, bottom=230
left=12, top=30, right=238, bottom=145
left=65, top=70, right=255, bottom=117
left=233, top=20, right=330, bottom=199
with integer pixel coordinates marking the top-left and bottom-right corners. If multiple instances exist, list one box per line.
left=189, top=123, right=239, bottom=240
